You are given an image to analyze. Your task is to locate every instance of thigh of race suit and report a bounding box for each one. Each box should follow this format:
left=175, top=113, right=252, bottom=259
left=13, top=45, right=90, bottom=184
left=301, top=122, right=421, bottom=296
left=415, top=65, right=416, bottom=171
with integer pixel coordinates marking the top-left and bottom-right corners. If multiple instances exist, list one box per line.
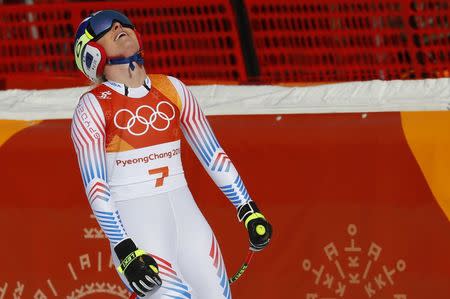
left=111, top=186, right=231, bottom=299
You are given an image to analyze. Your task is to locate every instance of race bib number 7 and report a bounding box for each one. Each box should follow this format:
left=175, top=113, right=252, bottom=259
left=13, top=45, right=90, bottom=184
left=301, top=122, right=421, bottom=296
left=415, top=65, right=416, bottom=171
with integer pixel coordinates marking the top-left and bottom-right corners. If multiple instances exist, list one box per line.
left=148, top=166, right=169, bottom=187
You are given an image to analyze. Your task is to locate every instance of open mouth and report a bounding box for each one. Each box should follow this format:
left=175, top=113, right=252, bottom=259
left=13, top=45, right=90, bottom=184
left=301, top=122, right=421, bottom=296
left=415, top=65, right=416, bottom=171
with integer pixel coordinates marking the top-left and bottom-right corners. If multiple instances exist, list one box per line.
left=114, top=32, right=128, bottom=41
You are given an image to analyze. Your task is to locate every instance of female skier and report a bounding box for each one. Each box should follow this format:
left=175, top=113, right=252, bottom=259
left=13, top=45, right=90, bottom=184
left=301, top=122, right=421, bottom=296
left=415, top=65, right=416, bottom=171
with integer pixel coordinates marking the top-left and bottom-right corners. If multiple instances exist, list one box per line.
left=71, top=10, right=272, bottom=298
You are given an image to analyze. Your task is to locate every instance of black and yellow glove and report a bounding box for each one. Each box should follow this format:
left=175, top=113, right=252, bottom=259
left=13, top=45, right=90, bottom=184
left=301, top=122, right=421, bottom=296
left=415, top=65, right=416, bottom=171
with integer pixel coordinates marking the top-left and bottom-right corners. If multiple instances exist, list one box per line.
left=237, top=201, right=272, bottom=251
left=114, top=238, right=162, bottom=297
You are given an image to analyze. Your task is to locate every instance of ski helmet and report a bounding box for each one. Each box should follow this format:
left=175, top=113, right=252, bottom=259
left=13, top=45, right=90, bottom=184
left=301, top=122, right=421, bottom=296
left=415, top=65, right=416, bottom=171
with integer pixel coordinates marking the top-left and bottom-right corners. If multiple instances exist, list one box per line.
left=73, top=10, right=144, bottom=82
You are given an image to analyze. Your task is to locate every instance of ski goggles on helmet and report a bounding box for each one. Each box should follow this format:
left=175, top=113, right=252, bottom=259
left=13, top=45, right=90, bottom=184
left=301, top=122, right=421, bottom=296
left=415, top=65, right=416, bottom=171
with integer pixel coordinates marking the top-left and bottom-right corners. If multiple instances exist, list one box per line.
left=86, top=10, right=134, bottom=41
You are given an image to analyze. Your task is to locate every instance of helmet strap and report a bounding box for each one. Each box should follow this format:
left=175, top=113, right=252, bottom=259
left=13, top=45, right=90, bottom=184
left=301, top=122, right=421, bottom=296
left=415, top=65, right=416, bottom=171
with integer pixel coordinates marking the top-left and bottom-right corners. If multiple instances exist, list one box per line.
left=107, top=52, right=144, bottom=71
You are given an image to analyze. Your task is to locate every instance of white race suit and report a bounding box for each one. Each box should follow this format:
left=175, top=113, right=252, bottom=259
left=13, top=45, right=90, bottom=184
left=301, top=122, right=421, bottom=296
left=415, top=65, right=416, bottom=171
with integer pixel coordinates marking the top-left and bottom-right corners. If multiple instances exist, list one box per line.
left=71, top=75, right=252, bottom=298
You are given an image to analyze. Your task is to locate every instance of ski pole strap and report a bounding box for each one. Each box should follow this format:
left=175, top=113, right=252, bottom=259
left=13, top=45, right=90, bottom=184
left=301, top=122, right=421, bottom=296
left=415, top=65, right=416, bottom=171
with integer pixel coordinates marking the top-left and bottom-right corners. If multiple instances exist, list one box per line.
left=117, top=249, right=146, bottom=273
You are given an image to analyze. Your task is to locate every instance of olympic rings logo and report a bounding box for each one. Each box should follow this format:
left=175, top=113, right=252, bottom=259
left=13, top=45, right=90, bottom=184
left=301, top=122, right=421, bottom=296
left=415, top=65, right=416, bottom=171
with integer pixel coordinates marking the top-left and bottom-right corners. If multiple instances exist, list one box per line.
left=113, top=102, right=176, bottom=136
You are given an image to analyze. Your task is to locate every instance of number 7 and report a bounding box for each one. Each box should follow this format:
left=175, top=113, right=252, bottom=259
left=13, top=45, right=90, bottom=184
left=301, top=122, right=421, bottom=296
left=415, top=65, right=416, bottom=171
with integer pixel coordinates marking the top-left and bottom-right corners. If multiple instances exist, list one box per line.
left=148, top=166, right=169, bottom=187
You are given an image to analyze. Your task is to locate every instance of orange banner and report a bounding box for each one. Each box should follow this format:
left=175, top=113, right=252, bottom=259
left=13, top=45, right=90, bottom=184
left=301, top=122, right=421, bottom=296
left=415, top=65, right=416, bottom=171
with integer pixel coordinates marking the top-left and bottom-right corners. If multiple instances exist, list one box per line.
left=1, top=112, right=449, bottom=298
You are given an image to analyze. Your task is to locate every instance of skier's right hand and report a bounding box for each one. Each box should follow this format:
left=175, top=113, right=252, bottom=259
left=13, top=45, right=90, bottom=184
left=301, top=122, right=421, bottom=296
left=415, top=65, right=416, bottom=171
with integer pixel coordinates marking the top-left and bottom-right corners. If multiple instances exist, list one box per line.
left=114, top=238, right=162, bottom=297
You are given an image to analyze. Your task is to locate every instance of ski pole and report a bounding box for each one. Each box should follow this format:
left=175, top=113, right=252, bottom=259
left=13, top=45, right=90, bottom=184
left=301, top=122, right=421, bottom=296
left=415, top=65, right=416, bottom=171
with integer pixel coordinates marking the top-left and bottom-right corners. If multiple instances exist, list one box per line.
left=129, top=248, right=254, bottom=298
left=228, top=248, right=254, bottom=284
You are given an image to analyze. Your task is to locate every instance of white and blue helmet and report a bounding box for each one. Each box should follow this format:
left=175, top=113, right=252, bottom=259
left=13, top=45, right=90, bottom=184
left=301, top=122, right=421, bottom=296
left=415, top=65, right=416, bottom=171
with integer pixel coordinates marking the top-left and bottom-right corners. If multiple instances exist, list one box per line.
left=74, top=10, right=144, bottom=82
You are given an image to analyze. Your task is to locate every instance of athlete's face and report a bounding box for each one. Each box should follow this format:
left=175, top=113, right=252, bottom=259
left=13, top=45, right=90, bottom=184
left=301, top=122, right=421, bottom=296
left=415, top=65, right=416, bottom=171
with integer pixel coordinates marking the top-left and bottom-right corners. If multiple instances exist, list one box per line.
left=97, top=22, right=139, bottom=58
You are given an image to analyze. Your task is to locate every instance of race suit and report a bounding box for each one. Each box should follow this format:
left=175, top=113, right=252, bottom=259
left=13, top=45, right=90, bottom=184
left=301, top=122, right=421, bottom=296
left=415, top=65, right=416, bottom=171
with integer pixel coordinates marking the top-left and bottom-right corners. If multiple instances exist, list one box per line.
left=71, top=75, right=252, bottom=298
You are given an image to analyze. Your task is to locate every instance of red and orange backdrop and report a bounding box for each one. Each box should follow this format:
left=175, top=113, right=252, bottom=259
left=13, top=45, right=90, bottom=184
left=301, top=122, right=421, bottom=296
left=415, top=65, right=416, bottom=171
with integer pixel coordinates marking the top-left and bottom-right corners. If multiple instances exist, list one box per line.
left=1, top=110, right=450, bottom=298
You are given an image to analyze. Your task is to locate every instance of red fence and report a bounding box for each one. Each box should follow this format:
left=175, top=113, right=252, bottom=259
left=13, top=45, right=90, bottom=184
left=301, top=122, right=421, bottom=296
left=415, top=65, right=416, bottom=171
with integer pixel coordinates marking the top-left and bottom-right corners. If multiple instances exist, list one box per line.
left=0, top=1, right=247, bottom=82
left=246, top=0, right=450, bottom=82
left=1, top=1, right=450, bottom=84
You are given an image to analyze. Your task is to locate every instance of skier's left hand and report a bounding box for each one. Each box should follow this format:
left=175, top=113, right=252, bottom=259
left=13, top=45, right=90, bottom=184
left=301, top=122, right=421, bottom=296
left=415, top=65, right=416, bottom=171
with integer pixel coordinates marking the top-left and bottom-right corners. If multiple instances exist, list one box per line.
left=237, top=201, right=272, bottom=251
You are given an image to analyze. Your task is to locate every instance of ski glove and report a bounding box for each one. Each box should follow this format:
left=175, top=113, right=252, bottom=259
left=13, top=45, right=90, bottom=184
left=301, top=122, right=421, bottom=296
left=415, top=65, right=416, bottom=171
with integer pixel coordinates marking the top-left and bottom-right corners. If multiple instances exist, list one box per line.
left=237, top=201, right=272, bottom=251
left=114, top=238, right=162, bottom=297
